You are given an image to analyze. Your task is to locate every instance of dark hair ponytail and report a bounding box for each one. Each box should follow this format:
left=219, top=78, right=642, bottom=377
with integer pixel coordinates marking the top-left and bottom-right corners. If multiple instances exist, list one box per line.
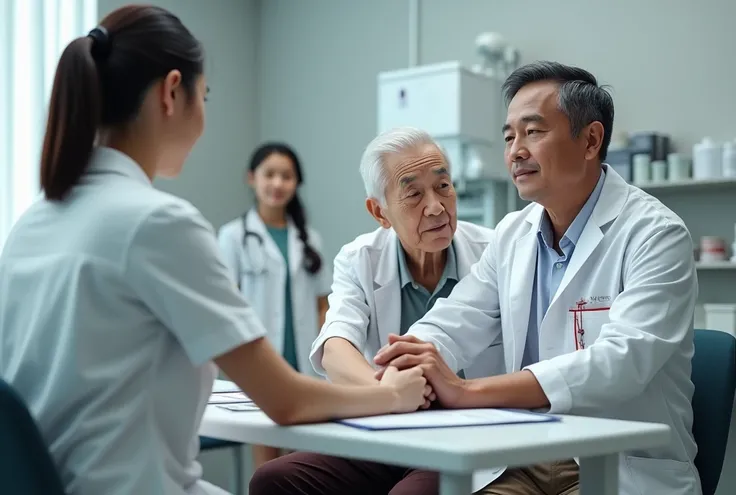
left=286, top=194, right=322, bottom=274
left=40, top=5, right=204, bottom=201
left=249, top=143, right=322, bottom=275
left=40, top=37, right=101, bottom=201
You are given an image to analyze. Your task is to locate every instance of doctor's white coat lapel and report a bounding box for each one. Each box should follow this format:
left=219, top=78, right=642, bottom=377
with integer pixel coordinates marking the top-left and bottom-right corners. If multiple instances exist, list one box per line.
left=506, top=169, right=628, bottom=371
left=372, top=232, right=402, bottom=344
left=547, top=173, right=626, bottom=310
left=507, top=209, right=541, bottom=371
left=542, top=168, right=628, bottom=334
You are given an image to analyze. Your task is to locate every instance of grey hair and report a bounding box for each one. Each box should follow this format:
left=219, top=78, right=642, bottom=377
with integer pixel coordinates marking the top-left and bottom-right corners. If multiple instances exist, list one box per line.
left=502, top=61, right=614, bottom=161
left=359, top=126, right=445, bottom=204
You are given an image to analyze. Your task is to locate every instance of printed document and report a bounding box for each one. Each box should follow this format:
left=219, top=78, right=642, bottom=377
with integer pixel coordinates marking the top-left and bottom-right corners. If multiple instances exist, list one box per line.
left=208, top=392, right=252, bottom=404
left=212, top=379, right=240, bottom=393
left=337, top=408, right=558, bottom=431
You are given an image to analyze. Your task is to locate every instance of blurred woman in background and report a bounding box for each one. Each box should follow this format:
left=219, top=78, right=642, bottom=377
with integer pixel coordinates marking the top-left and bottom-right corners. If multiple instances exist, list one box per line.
left=217, top=143, right=331, bottom=467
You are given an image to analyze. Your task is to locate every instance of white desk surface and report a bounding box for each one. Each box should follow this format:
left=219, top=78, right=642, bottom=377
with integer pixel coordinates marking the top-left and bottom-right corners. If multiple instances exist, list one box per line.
left=200, top=406, right=671, bottom=474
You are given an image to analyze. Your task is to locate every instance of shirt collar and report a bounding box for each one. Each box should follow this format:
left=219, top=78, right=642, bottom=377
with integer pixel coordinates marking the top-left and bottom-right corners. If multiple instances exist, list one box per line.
left=86, top=146, right=153, bottom=186
left=538, top=167, right=606, bottom=249
left=397, top=240, right=458, bottom=289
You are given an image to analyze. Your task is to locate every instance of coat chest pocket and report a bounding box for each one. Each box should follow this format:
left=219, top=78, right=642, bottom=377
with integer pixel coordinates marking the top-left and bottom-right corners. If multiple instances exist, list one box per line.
left=567, top=305, right=610, bottom=350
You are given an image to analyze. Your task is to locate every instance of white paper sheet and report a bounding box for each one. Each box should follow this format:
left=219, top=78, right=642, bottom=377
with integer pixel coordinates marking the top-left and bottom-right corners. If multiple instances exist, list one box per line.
left=217, top=403, right=261, bottom=412
left=337, top=408, right=558, bottom=431
left=212, top=379, right=240, bottom=393
left=208, top=392, right=252, bottom=404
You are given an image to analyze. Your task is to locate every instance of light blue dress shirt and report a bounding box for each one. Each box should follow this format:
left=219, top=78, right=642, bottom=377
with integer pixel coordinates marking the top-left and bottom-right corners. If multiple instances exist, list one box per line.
left=521, top=169, right=606, bottom=367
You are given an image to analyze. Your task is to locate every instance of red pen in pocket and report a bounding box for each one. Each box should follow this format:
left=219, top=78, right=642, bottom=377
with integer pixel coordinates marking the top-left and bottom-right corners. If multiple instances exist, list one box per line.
left=569, top=298, right=610, bottom=350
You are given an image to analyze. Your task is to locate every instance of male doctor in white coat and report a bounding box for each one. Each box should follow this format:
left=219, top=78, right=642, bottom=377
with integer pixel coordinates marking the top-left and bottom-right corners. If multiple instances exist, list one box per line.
left=374, top=61, right=701, bottom=495
left=249, top=127, right=505, bottom=495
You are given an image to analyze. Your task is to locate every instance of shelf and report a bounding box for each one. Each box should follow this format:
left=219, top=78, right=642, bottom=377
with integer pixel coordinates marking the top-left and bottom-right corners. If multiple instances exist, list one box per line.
left=638, top=177, right=736, bottom=193
left=696, top=261, right=736, bottom=270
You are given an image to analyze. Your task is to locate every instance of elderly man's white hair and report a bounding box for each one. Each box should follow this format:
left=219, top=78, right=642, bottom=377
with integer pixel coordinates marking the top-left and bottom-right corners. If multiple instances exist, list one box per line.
left=359, top=126, right=448, bottom=204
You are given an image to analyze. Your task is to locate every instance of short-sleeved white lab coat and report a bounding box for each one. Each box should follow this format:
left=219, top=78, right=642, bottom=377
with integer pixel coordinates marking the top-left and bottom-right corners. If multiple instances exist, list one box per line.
left=0, top=147, right=266, bottom=495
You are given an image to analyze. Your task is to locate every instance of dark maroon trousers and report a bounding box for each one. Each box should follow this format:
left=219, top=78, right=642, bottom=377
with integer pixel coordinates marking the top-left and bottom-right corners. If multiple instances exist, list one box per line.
left=249, top=451, right=439, bottom=495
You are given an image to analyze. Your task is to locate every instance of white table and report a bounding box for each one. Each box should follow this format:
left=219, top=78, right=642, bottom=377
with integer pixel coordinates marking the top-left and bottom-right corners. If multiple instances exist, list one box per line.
left=200, top=406, right=670, bottom=495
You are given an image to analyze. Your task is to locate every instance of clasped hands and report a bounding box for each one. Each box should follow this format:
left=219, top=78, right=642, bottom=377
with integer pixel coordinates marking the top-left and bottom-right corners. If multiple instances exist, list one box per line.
left=374, top=333, right=465, bottom=410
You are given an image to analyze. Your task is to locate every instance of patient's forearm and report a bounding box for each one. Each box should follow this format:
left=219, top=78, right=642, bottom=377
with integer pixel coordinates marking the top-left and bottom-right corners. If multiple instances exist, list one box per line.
left=322, top=337, right=379, bottom=386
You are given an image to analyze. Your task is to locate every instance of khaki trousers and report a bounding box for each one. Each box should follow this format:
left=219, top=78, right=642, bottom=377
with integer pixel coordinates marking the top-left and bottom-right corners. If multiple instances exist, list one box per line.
left=474, top=460, right=580, bottom=495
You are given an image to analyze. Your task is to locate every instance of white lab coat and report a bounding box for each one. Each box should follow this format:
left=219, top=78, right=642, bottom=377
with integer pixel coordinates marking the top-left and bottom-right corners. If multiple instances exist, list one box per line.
left=0, top=147, right=264, bottom=495
left=310, top=220, right=505, bottom=380
left=408, top=165, right=701, bottom=494
left=218, top=209, right=331, bottom=377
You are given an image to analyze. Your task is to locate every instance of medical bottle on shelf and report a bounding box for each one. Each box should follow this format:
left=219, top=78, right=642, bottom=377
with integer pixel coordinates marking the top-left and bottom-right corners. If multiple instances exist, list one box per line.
left=692, top=137, right=722, bottom=180
left=722, top=140, right=736, bottom=178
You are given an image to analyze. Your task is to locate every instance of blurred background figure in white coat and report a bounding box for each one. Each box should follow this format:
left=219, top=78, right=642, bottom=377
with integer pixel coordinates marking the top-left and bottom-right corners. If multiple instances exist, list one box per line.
left=217, top=143, right=331, bottom=467
left=248, top=127, right=505, bottom=495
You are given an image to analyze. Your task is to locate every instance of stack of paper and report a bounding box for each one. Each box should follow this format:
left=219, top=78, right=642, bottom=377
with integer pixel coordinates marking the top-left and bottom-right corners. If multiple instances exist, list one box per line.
left=336, top=408, right=559, bottom=431
left=209, top=379, right=261, bottom=412
left=212, top=379, right=240, bottom=393
left=216, top=403, right=260, bottom=412
left=208, top=392, right=252, bottom=405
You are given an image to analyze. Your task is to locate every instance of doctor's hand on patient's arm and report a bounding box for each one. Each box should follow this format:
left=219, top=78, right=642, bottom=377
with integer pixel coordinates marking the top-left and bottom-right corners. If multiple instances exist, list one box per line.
left=374, top=334, right=462, bottom=408
left=374, top=334, right=551, bottom=410
left=323, top=337, right=434, bottom=408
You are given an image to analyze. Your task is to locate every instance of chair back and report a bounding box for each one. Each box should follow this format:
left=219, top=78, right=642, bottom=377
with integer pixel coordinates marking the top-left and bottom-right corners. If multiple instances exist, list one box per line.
left=0, top=379, right=66, bottom=494
left=692, top=329, right=736, bottom=495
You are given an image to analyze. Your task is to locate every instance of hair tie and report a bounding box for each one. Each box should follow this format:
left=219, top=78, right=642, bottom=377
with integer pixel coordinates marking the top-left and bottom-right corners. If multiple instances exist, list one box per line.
left=88, top=26, right=111, bottom=61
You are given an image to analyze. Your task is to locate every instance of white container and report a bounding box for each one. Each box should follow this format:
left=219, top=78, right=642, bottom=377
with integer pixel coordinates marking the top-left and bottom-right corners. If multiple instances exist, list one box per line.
left=723, top=140, right=736, bottom=178
left=692, top=137, right=723, bottom=179
left=700, top=236, right=727, bottom=262
left=378, top=61, right=500, bottom=143
left=378, top=61, right=505, bottom=180
left=651, top=160, right=667, bottom=182
left=704, top=304, right=736, bottom=335
left=632, top=154, right=651, bottom=184
left=667, top=153, right=690, bottom=181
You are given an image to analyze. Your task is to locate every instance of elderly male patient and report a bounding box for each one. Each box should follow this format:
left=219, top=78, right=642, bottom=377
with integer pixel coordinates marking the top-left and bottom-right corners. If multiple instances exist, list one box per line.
left=249, top=127, right=504, bottom=495
left=373, top=62, right=701, bottom=495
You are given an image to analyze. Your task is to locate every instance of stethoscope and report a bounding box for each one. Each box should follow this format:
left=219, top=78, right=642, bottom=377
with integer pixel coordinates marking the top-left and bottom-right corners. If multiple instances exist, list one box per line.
left=239, top=213, right=267, bottom=276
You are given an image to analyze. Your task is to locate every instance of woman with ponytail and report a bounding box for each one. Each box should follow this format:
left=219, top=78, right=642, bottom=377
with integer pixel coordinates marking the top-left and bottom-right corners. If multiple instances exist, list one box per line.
left=0, top=5, right=428, bottom=495
left=217, top=143, right=332, bottom=467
